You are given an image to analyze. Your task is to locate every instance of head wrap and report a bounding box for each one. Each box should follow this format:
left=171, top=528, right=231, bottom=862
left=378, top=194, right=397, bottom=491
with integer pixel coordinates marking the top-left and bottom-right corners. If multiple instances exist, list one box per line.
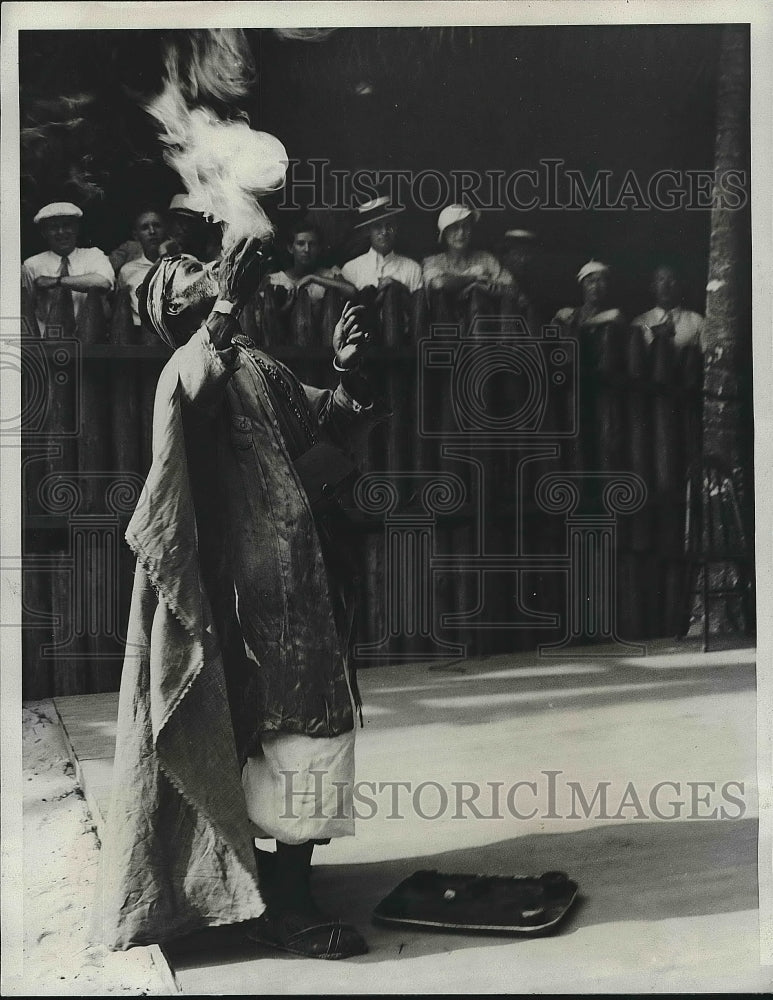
left=138, top=254, right=195, bottom=350
left=576, top=260, right=609, bottom=284
left=34, top=202, right=83, bottom=224
left=437, top=204, right=480, bottom=242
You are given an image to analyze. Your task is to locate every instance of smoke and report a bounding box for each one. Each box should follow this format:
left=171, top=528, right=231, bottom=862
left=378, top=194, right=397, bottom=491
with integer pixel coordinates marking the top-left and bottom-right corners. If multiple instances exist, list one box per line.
left=273, top=28, right=338, bottom=43
left=147, top=29, right=288, bottom=249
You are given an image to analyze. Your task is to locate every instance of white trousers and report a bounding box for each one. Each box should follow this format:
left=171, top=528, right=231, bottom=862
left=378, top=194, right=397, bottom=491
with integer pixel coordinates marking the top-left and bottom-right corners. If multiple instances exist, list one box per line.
left=241, top=727, right=356, bottom=845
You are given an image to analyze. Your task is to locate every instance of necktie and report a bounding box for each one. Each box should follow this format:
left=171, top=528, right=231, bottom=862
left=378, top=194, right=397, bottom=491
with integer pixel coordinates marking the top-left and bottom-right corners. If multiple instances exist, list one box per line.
left=48, top=255, right=75, bottom=332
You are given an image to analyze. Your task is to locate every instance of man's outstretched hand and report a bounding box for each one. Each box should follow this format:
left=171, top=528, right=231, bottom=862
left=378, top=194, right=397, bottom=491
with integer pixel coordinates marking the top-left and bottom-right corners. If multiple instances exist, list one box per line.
left=333, top=301, right=370, bottom=371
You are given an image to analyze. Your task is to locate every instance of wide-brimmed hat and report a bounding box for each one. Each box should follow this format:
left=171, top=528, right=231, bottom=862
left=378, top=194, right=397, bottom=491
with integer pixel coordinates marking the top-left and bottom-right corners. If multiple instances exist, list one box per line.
left=437, top=204, right=480, bottom=242
left=34, top=202, right=83, bottom=224
left=168, top=193, right=202, bottom=217
left=576, top=259, right=610, bottom=284
left=353, top=196, right=403, bottom=229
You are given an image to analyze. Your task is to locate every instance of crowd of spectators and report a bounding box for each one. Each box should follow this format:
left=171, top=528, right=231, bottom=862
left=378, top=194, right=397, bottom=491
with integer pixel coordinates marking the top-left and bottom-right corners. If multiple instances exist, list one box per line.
left=22, top=194, right=705, bottom=350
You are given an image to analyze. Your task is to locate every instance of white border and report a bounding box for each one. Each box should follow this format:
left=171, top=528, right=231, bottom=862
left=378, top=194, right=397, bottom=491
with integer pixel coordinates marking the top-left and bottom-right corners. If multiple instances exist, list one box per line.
left=1, top=1, right=771, bottom=989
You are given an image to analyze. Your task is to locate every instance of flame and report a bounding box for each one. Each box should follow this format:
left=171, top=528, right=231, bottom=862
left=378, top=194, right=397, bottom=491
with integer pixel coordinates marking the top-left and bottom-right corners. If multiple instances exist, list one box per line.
left=147, top=29, right=287, bottom=249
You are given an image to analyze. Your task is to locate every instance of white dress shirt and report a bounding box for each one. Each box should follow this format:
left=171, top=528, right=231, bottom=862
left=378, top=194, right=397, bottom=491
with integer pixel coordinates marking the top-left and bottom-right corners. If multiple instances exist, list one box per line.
left=632, top=306, right=705, bottom=349
left=265, top=266, right=345, bottom=302
left=22, top=247, right=115, bottom=334
left=341, top=247, right=423, bottom=294
left=117, top=254, right=155, bottom=325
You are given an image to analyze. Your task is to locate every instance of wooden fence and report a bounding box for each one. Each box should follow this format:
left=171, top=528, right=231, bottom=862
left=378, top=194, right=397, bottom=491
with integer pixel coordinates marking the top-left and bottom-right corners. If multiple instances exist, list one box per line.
left=21, top=280, right=704, bottom=697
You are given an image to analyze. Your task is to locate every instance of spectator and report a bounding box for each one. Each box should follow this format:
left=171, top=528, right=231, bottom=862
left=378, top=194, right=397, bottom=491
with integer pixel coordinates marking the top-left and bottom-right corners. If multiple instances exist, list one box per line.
left=341, top=197, right=423, bottom=294
left=632, top=264, right=704, bottom=349
left=552, top=260, right=625, bottom=330
left=263, top=220, right=356, bottom=312
left=116, top=208, right=168, bottom=327
left=22, top=201, right=114, bottom=334
left=422, top=205, right=512, bottom=298
left=499, top=228, right=541, bottom=333
left=109, top=236, right=142, bottom=275
left=163, top=193, right=211, bottom=260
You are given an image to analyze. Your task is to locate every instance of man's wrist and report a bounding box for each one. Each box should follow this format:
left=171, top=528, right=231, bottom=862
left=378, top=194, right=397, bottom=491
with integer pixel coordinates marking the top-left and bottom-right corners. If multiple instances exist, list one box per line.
left=339, top=367, right=372, bottom=408
left=333, top=355, right=360, bottom=373
left=206, top=310, right=237, bottom=351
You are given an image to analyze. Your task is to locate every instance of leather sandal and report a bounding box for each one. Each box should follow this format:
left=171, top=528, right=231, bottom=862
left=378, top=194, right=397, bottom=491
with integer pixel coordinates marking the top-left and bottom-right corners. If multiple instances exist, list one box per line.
left=246, top=907, right=368, bottom=960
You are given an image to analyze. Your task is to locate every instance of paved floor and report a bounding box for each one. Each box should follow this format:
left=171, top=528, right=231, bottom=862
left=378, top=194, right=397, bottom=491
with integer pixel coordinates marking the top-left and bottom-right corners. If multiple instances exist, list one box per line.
left=55, top=639, right=771, bottom=994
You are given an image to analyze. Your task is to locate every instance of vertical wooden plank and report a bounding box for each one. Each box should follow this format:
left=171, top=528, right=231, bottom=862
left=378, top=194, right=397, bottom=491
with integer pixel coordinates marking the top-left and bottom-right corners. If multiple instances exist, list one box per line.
left=51, top=556, right=87, bottom=695
left=77, top=288, right=109, bottom=346
left=651, top=335, right=681, bottom=636
left=109, top=285, right=135, bottom=346
left=111, top=361, right=142, bottom=482
left=22, top=566, right=54, bottom=700
left=623, top=326, right=653, bottom=639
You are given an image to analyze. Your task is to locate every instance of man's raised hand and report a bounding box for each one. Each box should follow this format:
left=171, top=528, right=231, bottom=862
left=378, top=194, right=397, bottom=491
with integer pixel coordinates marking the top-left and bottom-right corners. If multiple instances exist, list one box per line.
left=333, top=301, right=370, bottom=371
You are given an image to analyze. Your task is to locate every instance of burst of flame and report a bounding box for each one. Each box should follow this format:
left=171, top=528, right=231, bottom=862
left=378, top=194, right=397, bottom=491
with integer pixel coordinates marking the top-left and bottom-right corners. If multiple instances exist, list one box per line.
left=147, top=29, right=288, bottom=249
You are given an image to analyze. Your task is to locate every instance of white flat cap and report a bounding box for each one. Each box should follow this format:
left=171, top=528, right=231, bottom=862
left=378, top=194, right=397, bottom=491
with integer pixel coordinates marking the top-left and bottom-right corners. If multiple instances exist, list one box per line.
left=576, top=259, right=610, bottom=283
left=34, top=202, right=83, bottom=224
left=437, top=204, right=481, bottom=241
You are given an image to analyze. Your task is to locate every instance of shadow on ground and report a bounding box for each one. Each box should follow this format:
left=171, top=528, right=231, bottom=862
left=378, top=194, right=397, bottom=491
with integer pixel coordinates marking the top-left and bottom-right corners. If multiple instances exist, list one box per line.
left=165, top=815, right=757, bottom=969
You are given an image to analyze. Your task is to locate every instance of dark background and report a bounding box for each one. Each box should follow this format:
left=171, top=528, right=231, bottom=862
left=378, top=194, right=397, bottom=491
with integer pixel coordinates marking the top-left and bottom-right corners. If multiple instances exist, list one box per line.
left=20, top=25, right=724, bottom=319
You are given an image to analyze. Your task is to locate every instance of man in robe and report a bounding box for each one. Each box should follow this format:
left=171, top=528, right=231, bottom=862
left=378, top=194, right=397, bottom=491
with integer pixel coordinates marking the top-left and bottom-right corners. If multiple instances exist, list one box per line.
left=97, top=237, right=381, bottom=960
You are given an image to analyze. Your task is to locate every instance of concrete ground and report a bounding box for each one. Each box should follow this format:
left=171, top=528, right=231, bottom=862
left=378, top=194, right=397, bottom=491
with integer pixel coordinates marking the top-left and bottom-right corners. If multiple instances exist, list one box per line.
left=12, top=702, right=171, bottom=997
left=52, top=639, right=770, bottom=994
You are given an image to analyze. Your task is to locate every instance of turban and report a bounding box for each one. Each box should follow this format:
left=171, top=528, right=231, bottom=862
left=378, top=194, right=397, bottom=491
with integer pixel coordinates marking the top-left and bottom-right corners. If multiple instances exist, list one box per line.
left=138, top=254, right=195, bottom=350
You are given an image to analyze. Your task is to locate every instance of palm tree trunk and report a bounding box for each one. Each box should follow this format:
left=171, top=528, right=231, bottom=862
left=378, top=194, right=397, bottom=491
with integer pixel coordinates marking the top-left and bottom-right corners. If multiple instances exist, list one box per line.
left=696, top=24, right=753, bottom=638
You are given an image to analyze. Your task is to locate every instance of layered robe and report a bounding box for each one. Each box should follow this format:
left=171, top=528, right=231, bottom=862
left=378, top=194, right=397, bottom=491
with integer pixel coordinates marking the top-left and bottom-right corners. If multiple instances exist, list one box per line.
left=97, top=324, right=381, bottom=949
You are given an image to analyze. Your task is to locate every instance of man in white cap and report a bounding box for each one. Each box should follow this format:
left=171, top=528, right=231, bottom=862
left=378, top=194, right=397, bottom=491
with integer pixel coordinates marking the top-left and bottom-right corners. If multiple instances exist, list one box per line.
left=422, top=204, right=512, bottom=298
left=632, top=264, right=704, bottom=350
left=22, top=201, right=114, bottom=334
left=341, top=197, right=423, bottom=295
left=552, top=259, right=625, bottom=330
